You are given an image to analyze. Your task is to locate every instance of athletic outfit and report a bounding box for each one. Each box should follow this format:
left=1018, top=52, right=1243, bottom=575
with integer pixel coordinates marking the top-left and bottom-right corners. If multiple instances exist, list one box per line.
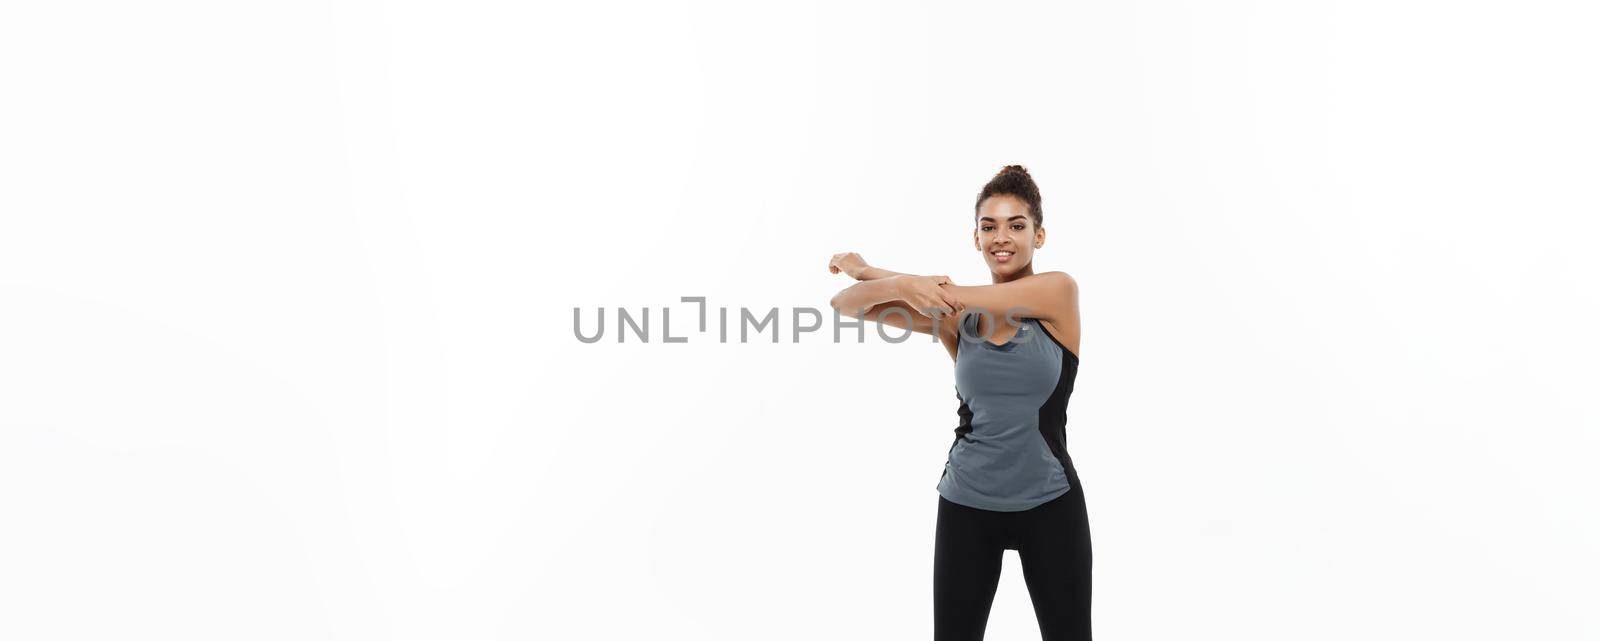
left=934, top=312, right=1091, bottom=640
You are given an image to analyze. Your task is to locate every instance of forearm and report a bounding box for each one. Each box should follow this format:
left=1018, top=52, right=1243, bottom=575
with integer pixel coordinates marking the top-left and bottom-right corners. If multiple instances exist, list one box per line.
left=855, top=265, right=914, bottom=280
left=829, top=276, right=906, bottom=316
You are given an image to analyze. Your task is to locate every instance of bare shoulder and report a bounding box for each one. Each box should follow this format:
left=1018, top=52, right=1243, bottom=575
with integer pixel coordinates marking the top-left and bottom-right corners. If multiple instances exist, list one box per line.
left=1036, top=271, right=1078, bottom=316
left=1040, top=270, right=1078, bottom=291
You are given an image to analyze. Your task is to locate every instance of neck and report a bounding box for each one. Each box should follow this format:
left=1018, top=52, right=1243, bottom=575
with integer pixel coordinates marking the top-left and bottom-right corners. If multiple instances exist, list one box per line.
left=992, top=263, right=1034, bottom=284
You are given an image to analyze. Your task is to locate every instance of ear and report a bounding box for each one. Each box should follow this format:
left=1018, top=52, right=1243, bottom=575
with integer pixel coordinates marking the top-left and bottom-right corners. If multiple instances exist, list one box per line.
left=973, top=229, right=981, bottom=252
left=1035, top=225, right=1046, bottom=249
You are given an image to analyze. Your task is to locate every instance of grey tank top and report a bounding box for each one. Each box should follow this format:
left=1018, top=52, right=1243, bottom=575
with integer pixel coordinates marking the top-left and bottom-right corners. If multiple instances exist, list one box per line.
left=937, top=311, right=1081, bottom=512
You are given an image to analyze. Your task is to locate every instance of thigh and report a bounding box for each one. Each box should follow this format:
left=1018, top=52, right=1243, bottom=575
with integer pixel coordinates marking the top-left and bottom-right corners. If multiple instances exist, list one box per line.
left=1014, top=487, right=1093, bottom=641
left=933, top=496, right=1006, bottom=641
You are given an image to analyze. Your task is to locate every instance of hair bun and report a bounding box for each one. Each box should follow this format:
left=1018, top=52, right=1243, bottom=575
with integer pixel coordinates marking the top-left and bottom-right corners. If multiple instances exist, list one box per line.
left=976, top=164, right=1044, bottom=227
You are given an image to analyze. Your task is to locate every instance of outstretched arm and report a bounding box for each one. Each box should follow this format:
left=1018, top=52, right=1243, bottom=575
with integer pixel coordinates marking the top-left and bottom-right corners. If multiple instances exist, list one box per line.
left=856, top=265, right=913, bottom=280
left=937, top=271, right=1079, bottom=327
left=829, top=252, right=920, bottom=281
left=828, top=252, right=963, bottom=340
left=828, top=276, right=964, bottom=356
left=830, top=275, right=960, bottom=321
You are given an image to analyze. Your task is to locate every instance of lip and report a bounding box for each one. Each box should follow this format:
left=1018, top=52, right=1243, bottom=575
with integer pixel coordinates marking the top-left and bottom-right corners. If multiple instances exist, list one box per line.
left=991, top=250, right=1015, bottom=263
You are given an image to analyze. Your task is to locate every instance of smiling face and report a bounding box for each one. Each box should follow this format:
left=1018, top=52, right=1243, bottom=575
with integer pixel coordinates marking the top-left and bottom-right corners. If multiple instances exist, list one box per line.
left=974, top=194, right=1045, bottom=278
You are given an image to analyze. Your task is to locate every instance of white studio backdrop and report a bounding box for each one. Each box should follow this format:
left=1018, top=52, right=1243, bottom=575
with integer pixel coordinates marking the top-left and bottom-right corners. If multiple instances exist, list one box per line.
left=2, top=1, right=1597, bottom=639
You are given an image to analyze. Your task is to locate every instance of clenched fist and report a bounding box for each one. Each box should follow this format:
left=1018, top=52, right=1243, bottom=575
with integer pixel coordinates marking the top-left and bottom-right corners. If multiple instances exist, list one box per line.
left=828, top=252, right=868, bottom=279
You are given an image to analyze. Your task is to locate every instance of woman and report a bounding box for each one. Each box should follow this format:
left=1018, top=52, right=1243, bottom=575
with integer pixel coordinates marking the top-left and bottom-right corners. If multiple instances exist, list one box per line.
left=827, top=165, right=1090, bottom=640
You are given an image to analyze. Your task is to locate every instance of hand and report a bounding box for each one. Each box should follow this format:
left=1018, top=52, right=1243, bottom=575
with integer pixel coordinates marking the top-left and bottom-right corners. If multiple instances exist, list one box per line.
left=828, top=252, right=869, bottom=279
left=895, top=275, right=962, bottom=317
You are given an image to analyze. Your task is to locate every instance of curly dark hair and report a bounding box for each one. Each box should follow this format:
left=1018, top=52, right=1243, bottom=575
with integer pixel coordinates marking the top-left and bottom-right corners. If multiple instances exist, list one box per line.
left=974, top=164, right=1043, bottom=228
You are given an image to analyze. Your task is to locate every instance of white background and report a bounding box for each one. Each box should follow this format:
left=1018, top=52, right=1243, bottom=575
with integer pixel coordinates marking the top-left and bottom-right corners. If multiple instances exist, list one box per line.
left=3, top=1, right=1597, bottom=639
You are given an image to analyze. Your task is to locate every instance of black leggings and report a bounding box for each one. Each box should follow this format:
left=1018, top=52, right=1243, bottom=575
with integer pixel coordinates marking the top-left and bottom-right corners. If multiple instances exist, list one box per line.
left=933, top=481, right=1092, bottom=640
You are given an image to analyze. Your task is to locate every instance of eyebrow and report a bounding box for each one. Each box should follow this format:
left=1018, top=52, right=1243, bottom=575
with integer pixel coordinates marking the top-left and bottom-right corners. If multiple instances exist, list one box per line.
left=978, top=216, right=1029, bottom=223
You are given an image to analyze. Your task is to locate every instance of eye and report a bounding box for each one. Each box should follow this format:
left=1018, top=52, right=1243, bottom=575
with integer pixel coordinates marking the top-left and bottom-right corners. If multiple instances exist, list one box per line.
left=1012, top=224, right=1025, bottom=231
left=981, top=225, right=994, bottom=231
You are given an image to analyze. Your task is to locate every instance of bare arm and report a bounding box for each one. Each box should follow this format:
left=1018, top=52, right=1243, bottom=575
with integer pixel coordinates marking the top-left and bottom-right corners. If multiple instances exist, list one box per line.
left=829, top=276, right=907, bottom=317
left=937, top=271, right=1079, bottom=328
left=828, top=275, right=963, bottom=337
left=826, top=252, right=965, bottom=360
left=829, top=252, right=917, bottom=281
left=855, top=265, right=913, bottom=280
